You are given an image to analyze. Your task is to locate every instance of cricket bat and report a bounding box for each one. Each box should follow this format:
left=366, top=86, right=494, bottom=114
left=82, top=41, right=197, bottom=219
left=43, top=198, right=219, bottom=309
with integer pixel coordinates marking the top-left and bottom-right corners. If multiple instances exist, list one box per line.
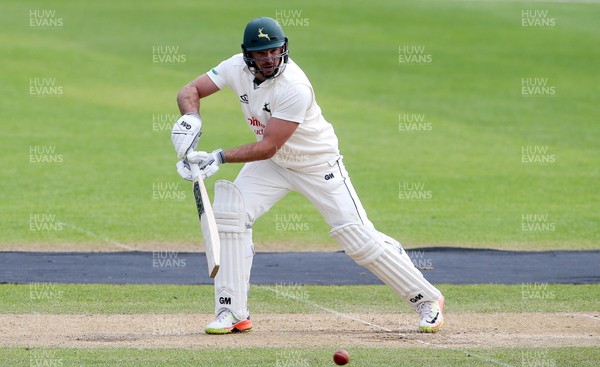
left=189, top=161, right=221, bottom=278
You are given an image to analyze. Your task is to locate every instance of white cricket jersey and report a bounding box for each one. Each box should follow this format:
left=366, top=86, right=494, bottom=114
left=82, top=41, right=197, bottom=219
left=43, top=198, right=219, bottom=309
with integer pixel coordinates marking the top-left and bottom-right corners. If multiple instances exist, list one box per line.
left=206, top=53, right=340, bottom=169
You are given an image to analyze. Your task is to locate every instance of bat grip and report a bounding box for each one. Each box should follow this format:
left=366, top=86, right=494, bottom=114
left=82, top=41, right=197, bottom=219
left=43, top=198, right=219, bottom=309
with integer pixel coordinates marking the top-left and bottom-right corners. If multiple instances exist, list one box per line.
left=187, top=148, right=201, bottom=180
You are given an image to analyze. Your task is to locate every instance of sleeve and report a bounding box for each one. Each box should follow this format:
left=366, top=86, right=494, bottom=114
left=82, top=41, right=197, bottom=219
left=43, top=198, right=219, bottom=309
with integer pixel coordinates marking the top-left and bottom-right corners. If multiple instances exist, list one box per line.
left=271, top=83, right=313, bottom=124
left=205, top=57, right=233, bottom=90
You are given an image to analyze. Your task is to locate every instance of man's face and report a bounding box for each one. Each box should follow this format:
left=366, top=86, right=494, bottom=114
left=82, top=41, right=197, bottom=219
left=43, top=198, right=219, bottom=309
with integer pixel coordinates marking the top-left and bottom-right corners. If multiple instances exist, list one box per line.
left=249, top=47, right=284, bottom=80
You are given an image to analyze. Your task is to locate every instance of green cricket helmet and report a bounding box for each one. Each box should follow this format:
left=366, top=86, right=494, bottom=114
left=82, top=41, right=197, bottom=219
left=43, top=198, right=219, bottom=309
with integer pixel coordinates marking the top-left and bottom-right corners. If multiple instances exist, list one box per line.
left=241, top=17, right=289, bottom=79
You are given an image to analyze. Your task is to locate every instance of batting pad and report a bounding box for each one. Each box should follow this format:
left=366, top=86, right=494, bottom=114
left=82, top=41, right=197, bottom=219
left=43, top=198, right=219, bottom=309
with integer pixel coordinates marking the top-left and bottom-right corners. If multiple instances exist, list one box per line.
left=213, top=180, right=249, bottom=320
left=330, top=224, right=441, bottom=308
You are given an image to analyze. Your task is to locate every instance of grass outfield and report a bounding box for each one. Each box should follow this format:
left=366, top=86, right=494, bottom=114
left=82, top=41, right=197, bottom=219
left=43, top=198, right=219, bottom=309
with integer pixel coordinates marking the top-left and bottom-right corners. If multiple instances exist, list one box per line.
left=1, top=347, right=599, bottom=367
left=1, top=284, right=599, bottom=314
left=1, top=1, right=598, bottom=250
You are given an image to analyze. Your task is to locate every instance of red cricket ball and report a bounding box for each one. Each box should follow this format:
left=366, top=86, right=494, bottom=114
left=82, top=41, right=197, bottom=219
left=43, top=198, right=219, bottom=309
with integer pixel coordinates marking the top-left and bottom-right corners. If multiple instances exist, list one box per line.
left=333, top=349, right=350, bottom=365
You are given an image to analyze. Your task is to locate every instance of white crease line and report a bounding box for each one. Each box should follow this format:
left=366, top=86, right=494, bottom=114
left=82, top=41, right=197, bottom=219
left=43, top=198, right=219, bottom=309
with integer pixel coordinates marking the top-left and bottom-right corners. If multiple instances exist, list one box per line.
left=58, top=222, right=135, bottom=251
left=262, top=286, right=394, bottom=332
left=571, top=313, right=600, bottom=321
left=263, top=286, right=516, bottom=367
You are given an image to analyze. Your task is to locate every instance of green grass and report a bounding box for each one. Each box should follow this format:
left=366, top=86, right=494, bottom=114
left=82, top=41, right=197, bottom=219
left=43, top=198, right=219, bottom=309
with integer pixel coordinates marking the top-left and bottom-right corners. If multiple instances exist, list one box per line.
left=1, top=2, right=599, bottom=249
left=1, top=346, right=599, bottom=367
left=1, top=284, right=598, bottom=314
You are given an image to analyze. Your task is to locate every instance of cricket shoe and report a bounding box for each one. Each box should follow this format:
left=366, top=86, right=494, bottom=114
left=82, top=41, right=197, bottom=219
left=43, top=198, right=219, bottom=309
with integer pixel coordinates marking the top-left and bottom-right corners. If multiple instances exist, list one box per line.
left=416, top=295, right=445, bottom=333
left=204, top=308, right=252, bottom=335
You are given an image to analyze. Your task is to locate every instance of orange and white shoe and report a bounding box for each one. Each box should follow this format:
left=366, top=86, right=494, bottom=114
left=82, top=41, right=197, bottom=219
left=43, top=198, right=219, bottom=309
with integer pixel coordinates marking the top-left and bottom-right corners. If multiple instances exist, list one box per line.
left=205, top=309, right=252, bottom=335
left=417, top=296, right=445, bottom=333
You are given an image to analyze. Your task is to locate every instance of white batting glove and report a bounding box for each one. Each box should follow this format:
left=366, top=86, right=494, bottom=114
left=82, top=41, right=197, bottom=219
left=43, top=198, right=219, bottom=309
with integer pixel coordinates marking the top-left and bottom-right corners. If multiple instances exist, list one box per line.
left=175, top=159, right=219, bottom=180
left=187, top=149, right=226, bottom=169
left=178, top=149, right=225, bottom=180
left=189, top=149, right=225, bottom=179
left=171, top=113, right=202, bottom=159
left=176, top=159, right=193, bottom=181
left=199, top=161, right=220, bottom=179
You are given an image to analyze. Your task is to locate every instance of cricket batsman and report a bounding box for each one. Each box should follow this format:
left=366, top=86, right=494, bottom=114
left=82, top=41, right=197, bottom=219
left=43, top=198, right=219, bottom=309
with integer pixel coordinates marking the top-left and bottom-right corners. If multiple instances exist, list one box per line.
left=171, top=17, right=445, bottom=334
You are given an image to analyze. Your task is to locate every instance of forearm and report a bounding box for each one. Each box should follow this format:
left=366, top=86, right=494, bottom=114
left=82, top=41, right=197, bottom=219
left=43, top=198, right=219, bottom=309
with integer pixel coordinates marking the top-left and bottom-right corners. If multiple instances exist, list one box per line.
left=224, top=118, right=298, bottom=163
left=224, top=141, right=278, bottom=163
left=177, top=84, right=201, bottom=115
left=177, top=74, right=220, bottom=115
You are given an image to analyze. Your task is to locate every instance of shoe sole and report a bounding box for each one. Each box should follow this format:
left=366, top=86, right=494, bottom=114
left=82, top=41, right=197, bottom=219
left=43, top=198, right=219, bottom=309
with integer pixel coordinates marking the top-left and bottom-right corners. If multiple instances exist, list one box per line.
left=419, top=318, right=444, bottom=333
left=205, top=319, right=253, bottom=335
left=419, top=295, right=445, bottom=333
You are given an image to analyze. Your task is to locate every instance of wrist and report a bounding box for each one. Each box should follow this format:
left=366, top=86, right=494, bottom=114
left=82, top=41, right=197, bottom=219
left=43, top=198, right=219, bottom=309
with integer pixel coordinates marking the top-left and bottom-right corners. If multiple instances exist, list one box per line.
left=215, top=149, right=226, bottom=164
left=184, top=112, right=201, bottom=118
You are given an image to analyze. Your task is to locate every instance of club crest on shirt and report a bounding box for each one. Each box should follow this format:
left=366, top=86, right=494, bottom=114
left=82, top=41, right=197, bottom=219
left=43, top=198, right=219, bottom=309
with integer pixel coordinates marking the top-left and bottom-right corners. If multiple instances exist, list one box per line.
left=262, top=102, right=271, bottom=114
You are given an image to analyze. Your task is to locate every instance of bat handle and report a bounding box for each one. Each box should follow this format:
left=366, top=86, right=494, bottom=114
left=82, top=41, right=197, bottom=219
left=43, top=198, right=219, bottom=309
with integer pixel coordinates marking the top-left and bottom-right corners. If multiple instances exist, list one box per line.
left=187, top=148, right=201, bottom=180
left=190, top=161, right=201, bottom=180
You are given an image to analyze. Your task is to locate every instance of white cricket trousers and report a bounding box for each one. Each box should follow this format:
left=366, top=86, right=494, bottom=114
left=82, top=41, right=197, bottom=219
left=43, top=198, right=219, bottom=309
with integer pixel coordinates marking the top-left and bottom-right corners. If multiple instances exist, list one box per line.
left=230, top=156, right=442, bottom=311
left=233, top=157, right=375, bottom=231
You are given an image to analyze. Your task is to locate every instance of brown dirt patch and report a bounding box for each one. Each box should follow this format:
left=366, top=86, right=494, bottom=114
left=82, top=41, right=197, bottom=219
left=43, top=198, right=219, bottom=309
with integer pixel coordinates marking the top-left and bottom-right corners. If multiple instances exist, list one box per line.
left=1, top=312, right=598, bottom=349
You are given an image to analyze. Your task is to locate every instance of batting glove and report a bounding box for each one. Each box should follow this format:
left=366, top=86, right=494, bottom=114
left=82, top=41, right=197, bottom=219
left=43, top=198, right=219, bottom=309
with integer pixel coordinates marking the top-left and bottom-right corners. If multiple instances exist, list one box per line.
left=180, top=149, right=225, bottom=180
left=192, top=149, right=225, bottom=179
left=176, top=159, right=193, bottom=181
left=171, top=113, right=202, bottom=159
left=199, top=161, right=220, bottom=179
left=175, top=158, right=219, bottom=180
left=187, top=149, right=226, bottom=168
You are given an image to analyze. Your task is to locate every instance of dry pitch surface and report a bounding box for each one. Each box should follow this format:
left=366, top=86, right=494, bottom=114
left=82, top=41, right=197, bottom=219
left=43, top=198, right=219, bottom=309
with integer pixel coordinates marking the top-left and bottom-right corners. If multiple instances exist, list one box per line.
left=2, top=312, right=598, bottom=349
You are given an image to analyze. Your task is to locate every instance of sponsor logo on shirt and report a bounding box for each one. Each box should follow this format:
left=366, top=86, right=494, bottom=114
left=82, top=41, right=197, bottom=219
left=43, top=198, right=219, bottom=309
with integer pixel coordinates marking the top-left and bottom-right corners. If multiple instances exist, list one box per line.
left=248, top=116, right=265, bottom=135
left=239, top=94, right=249, bottom=104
